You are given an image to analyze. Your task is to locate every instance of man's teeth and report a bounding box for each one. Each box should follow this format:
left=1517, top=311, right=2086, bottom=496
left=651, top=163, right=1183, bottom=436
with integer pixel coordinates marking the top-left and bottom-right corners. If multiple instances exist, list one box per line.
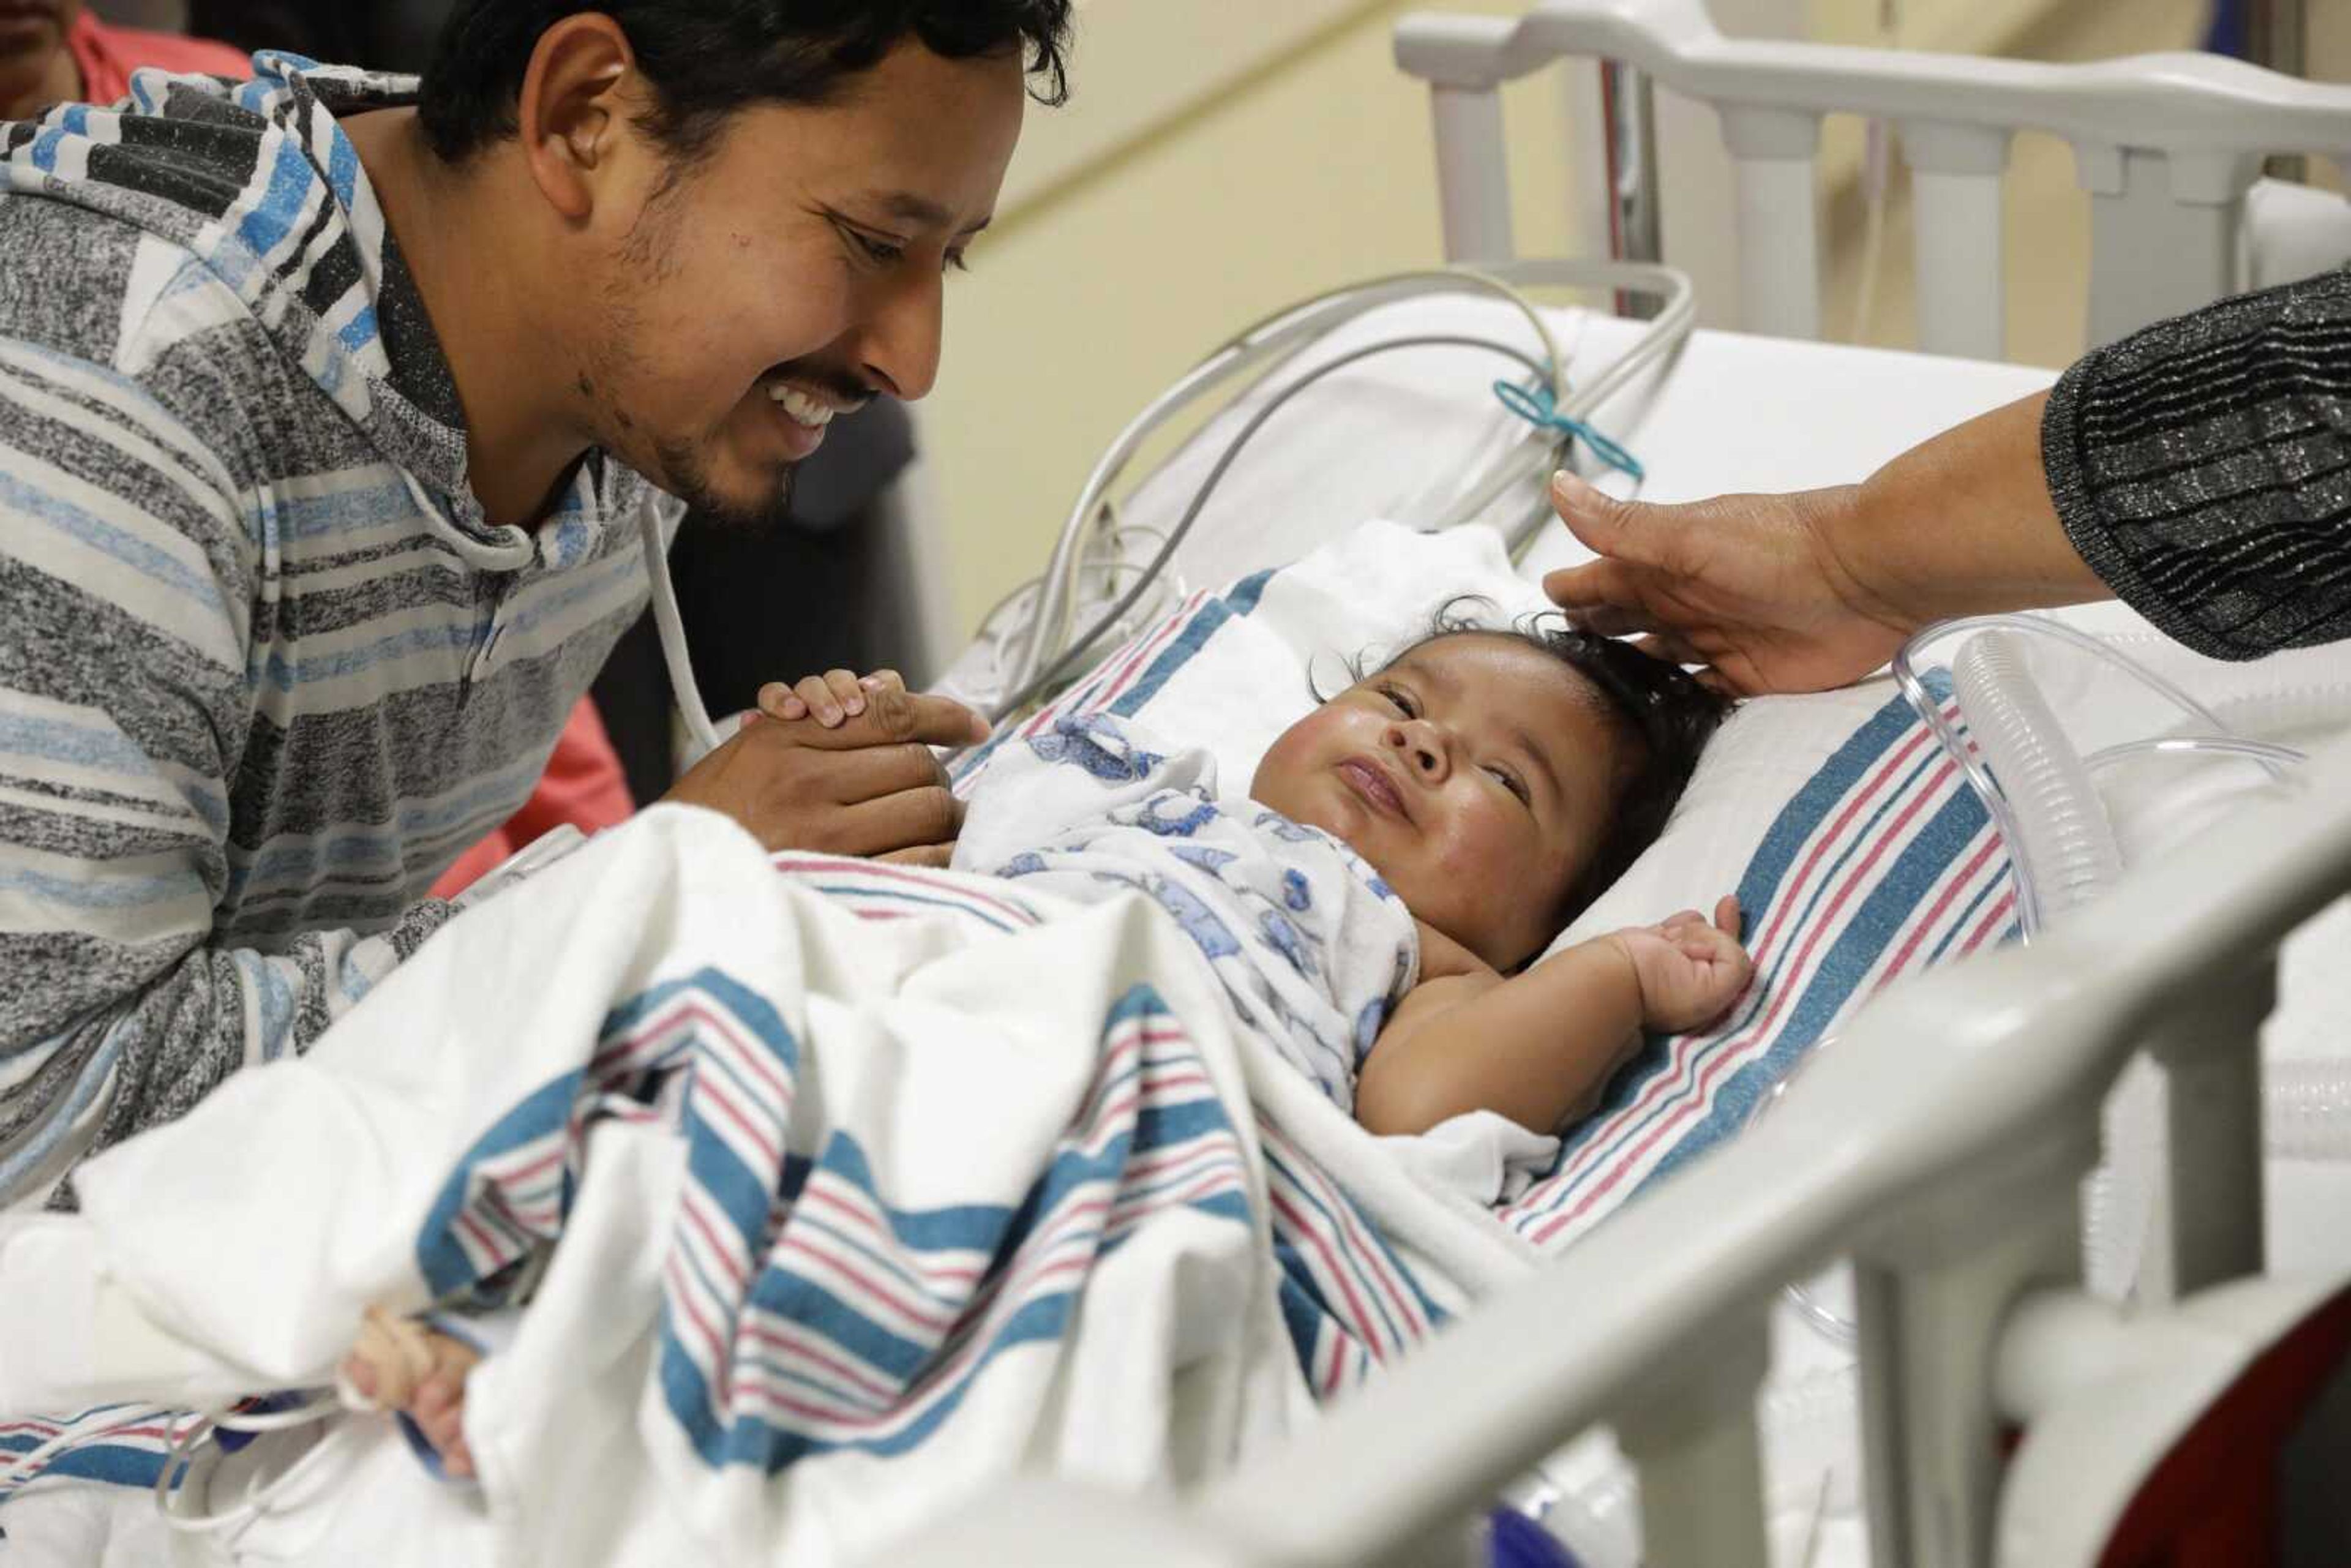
left=768, top=384, right=836, bottom=428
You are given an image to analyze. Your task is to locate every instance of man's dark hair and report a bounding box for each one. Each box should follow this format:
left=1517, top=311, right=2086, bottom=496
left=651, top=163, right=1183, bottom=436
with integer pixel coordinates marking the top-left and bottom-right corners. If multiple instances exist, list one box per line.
left=418, top=1, right=1074, bottom=167
left=1343, top=597, right=1733, bottom=930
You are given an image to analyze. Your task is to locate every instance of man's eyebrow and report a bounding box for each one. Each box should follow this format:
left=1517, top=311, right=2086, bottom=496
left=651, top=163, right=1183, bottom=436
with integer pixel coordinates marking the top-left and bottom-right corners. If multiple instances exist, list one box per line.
left=863, top=190, right=993, bottom=236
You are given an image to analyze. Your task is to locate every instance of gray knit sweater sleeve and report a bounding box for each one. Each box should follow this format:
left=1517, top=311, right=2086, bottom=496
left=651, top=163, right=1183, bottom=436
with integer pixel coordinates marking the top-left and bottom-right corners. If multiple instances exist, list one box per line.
left=2041, top=268, right=2351, bottom=661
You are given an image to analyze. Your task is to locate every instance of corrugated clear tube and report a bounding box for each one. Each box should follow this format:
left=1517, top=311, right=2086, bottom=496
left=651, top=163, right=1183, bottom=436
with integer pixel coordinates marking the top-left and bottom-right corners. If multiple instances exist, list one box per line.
left=1951, top=630, right=2125, bottom=925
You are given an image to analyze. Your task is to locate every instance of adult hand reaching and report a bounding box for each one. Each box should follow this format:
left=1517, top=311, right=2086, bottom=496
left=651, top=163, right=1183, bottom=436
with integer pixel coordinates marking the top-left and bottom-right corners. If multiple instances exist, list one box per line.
left=661, top=674, right=990, bottom=866
left=1542, top=391, right=2108, bottom=696
left=1542, top=472, right=1916, bottom=696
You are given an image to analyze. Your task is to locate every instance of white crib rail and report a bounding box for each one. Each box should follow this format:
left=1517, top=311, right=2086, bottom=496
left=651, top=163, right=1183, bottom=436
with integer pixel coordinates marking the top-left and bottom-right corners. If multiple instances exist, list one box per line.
left=1395, top=0, right=2351, bottom=354
left=880, top=728, right=2351, bottom=1566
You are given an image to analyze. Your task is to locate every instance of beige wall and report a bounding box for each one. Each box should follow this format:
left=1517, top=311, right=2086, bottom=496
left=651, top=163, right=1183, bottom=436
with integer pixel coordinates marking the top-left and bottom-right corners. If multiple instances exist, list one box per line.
left=919, top=1, right=1585, bottom=638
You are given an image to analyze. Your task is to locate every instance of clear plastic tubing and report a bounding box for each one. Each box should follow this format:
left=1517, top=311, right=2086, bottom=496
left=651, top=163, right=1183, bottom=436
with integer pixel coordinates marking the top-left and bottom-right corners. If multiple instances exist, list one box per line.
left=1950, top=629, right=2124, bottom=926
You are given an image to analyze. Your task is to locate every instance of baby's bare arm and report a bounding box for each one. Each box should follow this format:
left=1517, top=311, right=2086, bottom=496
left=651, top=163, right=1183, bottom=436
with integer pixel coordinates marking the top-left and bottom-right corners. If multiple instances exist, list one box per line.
left=1354, top=936, right=1645, bottom=1138
left=1356, top=898, right=1750, bottom=1139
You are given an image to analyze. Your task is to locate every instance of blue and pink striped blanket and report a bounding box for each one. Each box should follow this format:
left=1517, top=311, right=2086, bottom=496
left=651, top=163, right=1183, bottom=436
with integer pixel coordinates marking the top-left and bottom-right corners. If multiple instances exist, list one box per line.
left=0, top=808, right=1520, bottom=1565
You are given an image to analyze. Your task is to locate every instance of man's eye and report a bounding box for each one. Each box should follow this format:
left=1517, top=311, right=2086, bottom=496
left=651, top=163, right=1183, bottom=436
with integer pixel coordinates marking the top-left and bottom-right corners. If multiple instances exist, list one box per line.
left=836, top=221, right=905, bottom=266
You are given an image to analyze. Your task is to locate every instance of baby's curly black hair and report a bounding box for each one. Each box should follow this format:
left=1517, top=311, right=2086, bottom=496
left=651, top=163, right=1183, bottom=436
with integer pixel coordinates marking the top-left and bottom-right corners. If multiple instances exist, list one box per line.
left=1332, top=597, right=1733, bottom=925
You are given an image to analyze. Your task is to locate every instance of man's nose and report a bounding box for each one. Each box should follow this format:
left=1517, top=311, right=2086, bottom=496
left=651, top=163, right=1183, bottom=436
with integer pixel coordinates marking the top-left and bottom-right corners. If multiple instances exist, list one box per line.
left=853, top=268, right=944, bottom=402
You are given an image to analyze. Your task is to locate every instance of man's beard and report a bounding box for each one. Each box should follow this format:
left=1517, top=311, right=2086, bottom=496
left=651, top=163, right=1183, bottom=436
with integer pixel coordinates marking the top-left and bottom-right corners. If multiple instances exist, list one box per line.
left=651, top=433, right=798, bottom=535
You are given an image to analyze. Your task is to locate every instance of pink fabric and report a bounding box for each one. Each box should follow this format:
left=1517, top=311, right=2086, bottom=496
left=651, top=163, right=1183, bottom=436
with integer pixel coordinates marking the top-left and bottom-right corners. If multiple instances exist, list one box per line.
left=67, top=12, right=250, bottom=105
left=431, top=700, right=637, bottom=899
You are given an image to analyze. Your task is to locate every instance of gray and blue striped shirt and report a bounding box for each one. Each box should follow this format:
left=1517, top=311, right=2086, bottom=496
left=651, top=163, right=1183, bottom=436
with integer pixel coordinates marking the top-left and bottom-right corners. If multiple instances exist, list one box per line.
left=0, top=56, right=677, bottom=1204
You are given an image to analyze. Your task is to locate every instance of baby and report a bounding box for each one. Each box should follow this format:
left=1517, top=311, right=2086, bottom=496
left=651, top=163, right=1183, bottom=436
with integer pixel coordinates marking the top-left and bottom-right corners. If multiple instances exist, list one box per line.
left=347, top=604, right=1748, bottom=1472
left=936, top=601, right=1745, bottom=1136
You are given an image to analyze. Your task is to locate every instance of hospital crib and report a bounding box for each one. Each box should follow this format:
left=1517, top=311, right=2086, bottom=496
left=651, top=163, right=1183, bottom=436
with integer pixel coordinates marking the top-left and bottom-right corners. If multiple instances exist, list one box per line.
left=885, top=5, right=2351, bottom=1566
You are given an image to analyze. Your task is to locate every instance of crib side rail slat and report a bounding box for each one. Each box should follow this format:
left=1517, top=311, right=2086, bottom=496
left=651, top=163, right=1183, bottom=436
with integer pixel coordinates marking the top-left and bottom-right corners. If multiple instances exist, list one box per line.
left=1721, top=107, right=1824, bottom=340
left=1431, top=84, right=1518, bottom=263
left=1902, top=122, right=2010, bottom=361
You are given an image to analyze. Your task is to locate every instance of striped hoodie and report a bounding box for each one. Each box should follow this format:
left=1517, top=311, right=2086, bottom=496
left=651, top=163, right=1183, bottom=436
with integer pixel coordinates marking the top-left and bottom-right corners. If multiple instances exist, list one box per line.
left=0, top=56, right=680, bottom=1205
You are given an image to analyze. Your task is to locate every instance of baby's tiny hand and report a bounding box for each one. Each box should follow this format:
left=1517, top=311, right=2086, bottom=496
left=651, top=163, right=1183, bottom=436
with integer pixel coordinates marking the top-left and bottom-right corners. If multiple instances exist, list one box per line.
left=1605, top=895, right=1751, bottom=1034
left=756, top=669, right=905, bottom=729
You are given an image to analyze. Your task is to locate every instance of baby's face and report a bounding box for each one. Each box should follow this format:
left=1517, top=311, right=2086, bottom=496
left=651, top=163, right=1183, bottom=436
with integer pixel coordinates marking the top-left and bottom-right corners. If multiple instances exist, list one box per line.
left=1250, top=633, right=1632, bottom=970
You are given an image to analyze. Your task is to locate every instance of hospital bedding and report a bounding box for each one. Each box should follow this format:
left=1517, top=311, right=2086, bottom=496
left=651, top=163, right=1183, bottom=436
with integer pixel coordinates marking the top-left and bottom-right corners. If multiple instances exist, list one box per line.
left=9, top=298, right=2351, bottom=1561
left=0, top=512, right=2017, bottom=1564
left=957, top=520, right=2020, bottom=1248
left=0, top=801, right=1534, bottom=1564
left=945, top=514, right=2351, bottom=1561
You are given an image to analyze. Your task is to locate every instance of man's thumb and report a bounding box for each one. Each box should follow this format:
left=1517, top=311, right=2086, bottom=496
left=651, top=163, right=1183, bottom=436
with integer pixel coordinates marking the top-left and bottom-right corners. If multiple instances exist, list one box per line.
left=1550, top=470, right=1656, bottom=565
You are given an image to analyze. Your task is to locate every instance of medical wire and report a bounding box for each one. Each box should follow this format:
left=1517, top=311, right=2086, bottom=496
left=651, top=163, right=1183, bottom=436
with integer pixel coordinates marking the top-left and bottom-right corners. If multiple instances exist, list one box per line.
left=152, top=1392, right=360, bottom=1540
left=1011, top=260, right=1696, bottom=702
left=1011, top=268, right=1573, bottom=695
left=986, top=333, right=1556, bottom=722
left=639, top=505, right=724, bottom=762
left=2083, top=734, right=2308, bottom=772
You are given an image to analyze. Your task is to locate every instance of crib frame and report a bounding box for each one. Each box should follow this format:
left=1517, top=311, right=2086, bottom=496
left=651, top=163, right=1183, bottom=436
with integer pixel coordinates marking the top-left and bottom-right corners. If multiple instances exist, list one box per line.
left=1405, top=0, right=2351, bottom=356
left=880, top=9, right=2351, bottom=1565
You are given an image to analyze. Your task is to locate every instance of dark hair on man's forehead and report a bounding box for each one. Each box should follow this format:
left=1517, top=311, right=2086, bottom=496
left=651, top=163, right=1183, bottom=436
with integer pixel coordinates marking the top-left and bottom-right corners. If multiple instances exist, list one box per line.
left=418, top=2, right=1073, bottom=167
left=1348, top=595, right=1734, bottom=923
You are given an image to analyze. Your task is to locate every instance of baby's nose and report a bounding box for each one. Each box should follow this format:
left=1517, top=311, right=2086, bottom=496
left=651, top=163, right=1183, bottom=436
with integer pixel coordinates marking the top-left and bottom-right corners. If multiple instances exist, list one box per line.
left=1385, top=722, right=1445, bottom=775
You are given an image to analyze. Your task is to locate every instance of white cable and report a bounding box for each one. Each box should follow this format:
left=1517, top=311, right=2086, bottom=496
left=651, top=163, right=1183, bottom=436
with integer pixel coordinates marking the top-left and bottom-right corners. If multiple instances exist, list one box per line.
left=1003, top=259, right=1695, bottom=707
left=154, top=1394, right=362, bottom=1543
left=1009, top=258, right=1695, bottom=700
left=638, top=505, right=724, bottom=763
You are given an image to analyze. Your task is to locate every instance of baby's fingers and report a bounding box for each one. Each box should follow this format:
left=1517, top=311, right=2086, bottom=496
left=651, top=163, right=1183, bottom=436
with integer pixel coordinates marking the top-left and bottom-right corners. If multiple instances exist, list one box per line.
left=759, top=670, right=871, bottom=727
left=802, top=670, right=869, bottom=726
left=1714, top=894, right=1742, bottom=936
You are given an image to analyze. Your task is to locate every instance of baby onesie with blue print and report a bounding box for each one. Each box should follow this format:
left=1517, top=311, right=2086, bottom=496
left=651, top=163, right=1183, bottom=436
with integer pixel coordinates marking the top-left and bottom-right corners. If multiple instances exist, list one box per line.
left=953, top=714, right=1419, bottom=1111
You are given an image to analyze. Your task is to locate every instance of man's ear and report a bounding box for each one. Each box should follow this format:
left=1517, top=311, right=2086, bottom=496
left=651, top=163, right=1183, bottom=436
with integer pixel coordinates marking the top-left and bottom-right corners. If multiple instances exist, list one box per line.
left=514, top=13, right=638, bottom=223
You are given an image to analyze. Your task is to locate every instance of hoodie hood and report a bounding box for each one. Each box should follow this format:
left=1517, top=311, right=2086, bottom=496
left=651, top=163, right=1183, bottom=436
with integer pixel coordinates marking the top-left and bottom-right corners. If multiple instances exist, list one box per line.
left=0, top=51, right=618, bottom=572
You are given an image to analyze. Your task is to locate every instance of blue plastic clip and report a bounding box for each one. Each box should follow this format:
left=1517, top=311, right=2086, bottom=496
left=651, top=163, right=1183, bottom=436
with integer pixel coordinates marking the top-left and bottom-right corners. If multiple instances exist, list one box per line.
left=1492, top=380, right=1644, bottom=482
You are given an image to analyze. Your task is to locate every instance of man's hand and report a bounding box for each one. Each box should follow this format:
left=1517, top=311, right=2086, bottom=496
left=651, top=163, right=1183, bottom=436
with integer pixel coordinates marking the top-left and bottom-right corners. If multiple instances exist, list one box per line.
left=1603, top=895, right=1752, bottom=1034
left=661, top=673, right=990, bottom=866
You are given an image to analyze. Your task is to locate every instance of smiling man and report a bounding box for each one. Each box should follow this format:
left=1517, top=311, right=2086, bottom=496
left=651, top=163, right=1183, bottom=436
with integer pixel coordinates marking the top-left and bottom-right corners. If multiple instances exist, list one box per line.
left=0, top=2, right=1070, bottom=1206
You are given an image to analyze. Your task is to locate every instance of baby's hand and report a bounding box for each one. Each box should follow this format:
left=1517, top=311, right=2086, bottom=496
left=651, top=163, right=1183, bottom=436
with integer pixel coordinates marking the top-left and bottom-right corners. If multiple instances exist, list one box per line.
left=756, top=669, right=906, bottom=729
left=1605, top=895, right=1750, bottom=1033
left=341, top=1307, right=482, bottom=1480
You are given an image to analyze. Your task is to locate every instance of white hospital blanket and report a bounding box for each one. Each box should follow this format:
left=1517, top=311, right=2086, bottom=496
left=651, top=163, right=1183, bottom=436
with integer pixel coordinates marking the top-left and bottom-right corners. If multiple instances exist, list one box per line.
left=0, top=806, right=1532, bottom=1564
